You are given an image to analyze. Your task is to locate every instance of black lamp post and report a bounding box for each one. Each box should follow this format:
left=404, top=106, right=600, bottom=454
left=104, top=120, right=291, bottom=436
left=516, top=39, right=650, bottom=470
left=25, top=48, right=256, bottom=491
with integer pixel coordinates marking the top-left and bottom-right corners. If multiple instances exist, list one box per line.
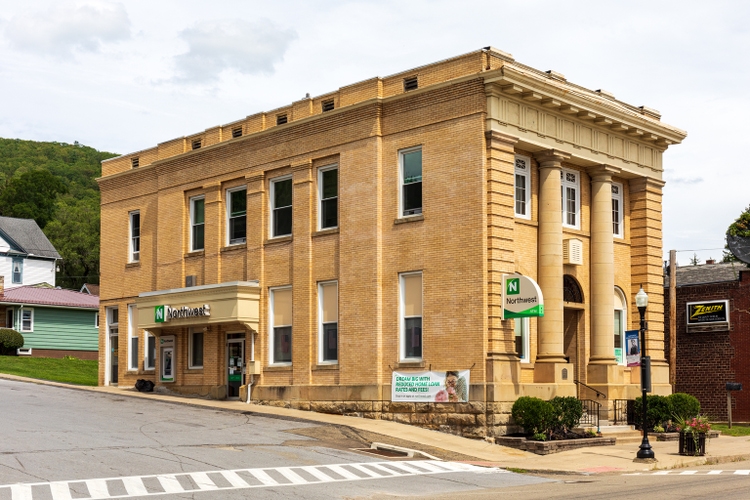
left=635, top=285, right=655, bottom=460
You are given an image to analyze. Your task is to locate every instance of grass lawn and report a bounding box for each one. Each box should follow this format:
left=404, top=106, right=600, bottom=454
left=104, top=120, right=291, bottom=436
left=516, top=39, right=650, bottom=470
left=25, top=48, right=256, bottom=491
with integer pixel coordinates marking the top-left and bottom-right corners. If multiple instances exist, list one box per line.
left=0, top=355, right=98, bottom=386
left=712, top=423, right=750, bottom=437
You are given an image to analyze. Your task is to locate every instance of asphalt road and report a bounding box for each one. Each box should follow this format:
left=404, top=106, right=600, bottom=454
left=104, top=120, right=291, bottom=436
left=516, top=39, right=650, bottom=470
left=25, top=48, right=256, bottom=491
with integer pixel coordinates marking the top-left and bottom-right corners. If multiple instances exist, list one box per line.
left=0, top=379, right=550, bottom=499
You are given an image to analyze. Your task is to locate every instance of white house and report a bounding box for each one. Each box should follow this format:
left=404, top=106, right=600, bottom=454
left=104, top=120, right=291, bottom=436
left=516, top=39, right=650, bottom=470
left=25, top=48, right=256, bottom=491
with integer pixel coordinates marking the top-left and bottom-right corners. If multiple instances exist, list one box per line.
left=0, top=216, right=60, bottom=289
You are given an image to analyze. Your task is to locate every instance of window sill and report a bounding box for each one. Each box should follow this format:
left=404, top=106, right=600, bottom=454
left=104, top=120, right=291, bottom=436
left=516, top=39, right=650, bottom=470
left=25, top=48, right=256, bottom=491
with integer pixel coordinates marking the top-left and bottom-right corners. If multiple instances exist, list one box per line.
left=265, top=364, right=292, bottom=372
left=221, top=243, right=247, bottom=253
left=313, top=363, right=339, bottom=371
left=125, top=262, right=141, bottom=269
left=185, top=250, right=205, bottom=258
left=265, top=235, right=292, bottom=246
left=394, top=214, right=424, bottom=225
left=395, top=360, right=425, bottom=369
left=187, top=367, right=204, bottom=372
left=313, top=228, right=339, bottom=238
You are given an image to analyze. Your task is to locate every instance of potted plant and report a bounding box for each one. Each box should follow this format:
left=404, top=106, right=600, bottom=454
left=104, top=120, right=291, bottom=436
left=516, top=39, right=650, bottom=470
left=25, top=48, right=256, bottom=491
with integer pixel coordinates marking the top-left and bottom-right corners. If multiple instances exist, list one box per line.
left=676, top=415, right=711, bottom=456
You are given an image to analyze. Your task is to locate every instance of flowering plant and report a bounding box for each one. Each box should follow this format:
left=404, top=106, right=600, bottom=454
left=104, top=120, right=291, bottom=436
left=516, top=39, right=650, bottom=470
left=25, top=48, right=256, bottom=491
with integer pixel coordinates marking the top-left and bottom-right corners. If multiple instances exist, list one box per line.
left=675, top=415, right=711, bottom=434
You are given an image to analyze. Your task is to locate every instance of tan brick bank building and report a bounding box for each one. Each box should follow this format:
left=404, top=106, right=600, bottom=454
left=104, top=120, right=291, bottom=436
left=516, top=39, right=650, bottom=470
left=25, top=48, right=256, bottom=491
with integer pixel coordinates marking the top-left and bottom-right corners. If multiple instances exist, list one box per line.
left=98, top=48, right=685, bottom=436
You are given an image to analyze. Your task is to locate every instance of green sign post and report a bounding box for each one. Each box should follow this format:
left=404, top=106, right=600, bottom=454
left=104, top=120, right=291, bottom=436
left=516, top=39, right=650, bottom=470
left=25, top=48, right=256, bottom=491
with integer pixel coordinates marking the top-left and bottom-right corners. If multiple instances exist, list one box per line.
left=502, top=274, right=544, bottom=319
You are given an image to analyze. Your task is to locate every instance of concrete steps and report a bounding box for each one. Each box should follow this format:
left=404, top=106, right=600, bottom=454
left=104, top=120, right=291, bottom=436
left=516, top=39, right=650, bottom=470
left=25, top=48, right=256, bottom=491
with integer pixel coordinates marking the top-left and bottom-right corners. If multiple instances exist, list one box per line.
left=598, top=424, right=643, bottom=444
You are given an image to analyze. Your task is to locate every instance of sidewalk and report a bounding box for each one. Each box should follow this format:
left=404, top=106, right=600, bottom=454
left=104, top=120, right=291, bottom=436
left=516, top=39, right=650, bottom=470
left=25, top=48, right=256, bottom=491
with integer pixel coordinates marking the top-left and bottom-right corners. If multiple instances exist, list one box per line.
left=4, top=373, right=750, bottom=475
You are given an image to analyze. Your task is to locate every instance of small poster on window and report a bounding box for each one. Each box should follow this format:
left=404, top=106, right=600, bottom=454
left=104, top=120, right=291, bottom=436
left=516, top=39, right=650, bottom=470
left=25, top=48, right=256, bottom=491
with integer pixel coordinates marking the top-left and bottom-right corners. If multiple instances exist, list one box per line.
left=391, top=370, right=470, bottom=402
left=625, top=330, right=640, bottom=367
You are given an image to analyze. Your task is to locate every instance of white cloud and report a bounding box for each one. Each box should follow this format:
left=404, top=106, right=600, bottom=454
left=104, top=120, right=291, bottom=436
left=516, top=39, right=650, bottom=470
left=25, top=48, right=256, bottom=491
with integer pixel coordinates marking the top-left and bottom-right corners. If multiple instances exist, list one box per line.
left=3, top=1, right=131, bottom=58
left=172, top=19, right=297, bottom=84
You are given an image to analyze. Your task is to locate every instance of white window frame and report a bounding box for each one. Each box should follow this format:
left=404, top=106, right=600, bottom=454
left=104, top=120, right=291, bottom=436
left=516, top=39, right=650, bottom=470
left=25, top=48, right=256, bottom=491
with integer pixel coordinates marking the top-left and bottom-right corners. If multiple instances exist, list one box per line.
left=318, top=165, right=339, bottom=230
left=514, top=154, right=531, bottom=219
left=190, top=196, right=205, bottom=251
left=20, top=308, right=34, bottom=332
left=129, top=210, right=140, bottom=263
left=399, top=272, right=423, bottom=361
left=226, top=186, right=247, bottom=245
left=12, top=257, right=23, bottom=284
left=318, top=281, right=338, bottom=364
left=561, top=168, right=580, bottom=229
left=144, top=331, right=156, bottom=370
left=95, top=312, right=99, bottom=328
left=270, top=176, right=293, bottom=238
left=269, top=286, right=293, bottom=365
left=612, top=182, right=624, bottom=238
left=399, top=146, right=423, bottom=218
left=614, top=287, right=627, bottom=365
left=127, top=304, right=138, bottom=371
left=514, top=317, right=530, bottom=363
left=188, top=327, right=204, bottom=369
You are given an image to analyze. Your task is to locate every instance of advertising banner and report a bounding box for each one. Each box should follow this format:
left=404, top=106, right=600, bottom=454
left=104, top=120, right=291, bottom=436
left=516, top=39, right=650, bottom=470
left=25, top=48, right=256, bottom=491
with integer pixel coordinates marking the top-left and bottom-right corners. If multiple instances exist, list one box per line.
left=502, top=274, right=544, bottom=319
left=392, top=370, right=470, bottom=402
left=687, top=300, right=729, bottom=325
left=625, top=330, right=640, bottom=367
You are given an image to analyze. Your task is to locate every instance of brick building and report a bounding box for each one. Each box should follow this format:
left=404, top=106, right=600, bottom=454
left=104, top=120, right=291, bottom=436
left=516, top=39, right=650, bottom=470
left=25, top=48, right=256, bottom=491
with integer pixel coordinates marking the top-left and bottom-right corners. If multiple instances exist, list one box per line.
left=98, top=48, right=685, bottom=436
left=665, top=261, right=750, bottom=421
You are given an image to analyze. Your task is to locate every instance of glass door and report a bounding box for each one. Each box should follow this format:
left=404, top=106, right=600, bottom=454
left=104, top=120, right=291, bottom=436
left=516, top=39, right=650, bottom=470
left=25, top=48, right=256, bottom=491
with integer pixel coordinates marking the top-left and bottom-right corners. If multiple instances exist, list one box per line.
left=227, top=339, right=244, bottom=399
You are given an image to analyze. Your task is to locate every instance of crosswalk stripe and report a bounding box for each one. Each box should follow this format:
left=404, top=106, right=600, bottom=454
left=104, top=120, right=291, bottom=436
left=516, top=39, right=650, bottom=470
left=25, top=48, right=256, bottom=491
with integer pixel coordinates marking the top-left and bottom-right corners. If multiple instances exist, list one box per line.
left=190, top=472, right=218, bottom=490
left=49, top=481, right=72, bottom=500
left=325, top=464, right=361, bottom=480
left=276, top=468, right=307, bottom=485
left=299, top=465, right=337, bottom=482
left=388, top=462, right=427, bottom=474
left=429, top=461, right=476, bottom=472
left=734, top=470, right=750, bottom=475
left=220, top=470, right=250, bottom=488
left=155, top=475, right=183, bottom=494
left=405, top=461, right=450, bottom=473
left=86, top=479, right=111, bottom=498
left=246, top=469, right=279, bottom=486
left=679, top=471, right=697, bottom=475
left=708, top=470, right=723, bottom=475
left=365, top=463, right=403, bottom=476
left=10, top=484, right=33, bottom=500
left=653, top=471, right=671, bottom=475
left=348, top=464, right=384, bottom=478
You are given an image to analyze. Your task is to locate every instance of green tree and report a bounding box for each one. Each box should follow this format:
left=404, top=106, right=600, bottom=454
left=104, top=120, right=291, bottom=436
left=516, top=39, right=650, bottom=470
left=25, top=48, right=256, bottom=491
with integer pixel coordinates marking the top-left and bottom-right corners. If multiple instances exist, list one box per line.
left=0, top=170, right=67, bottom=228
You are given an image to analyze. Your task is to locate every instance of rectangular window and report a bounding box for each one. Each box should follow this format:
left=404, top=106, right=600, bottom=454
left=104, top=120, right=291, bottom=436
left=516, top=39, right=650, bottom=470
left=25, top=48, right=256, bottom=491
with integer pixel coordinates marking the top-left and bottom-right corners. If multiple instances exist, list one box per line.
left=612, top=182, right=623, bottom=238
left=189, top=328, right=204, bottom=368
left=270, top=287, right=292, bottom=364
left=95, top=312, right=99, bottom=328
left=12, top=258, right=22, bottom=284
left=129, top=211, right=140, bottom=262
left=515, top=318, right=530, bottom=363
left=227, top=187, right=247, bottom=245
left=514, top=155, right=531, bottom=219
left=128, top=304, right=138, bottom=371
left=400, top=147, right=422, bottom=217
left=190, top=196, right=205, bottom=251
left=318, top=166, right=338, bottom=230
left=145, top=333, right=156, bottom=370
left=614, top=309, right=624, bottom=364
left=319, top=281, right=338, bottom=363
left=21, top=309, right=33, bottom=332
left=107, top=307, right=119, bottom=335
left=560, top=169, right=580, bottom=229
left=400, top=272, right=423, bottom=360
left=271, top=177, right=292, bottom=237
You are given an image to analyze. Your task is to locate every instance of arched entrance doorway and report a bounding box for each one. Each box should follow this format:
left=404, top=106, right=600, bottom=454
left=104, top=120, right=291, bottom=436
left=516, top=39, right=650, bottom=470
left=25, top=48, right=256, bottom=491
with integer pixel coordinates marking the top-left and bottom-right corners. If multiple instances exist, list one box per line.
left=563, top=275, right=585, bottom=384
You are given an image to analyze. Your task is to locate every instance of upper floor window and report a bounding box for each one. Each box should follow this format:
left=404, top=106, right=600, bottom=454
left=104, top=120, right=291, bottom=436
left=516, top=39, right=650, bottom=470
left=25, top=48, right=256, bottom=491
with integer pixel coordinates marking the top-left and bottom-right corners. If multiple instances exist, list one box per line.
left=318, top=281, right=338, bottom=363
left=560, top=168, right=580, bottom=229
left=400, top=147, right=422, bottom=217
left=514, top=155, right=531, bottom=219
left=190, top=196, right=205, bottom=251
left=612, top=182, right=623, bottom=238
left=227, top=187, right=247, bottom=245
left=270, top=287, right=292, bottom=364
left=11, top=258, right=22, bottom=284
left=400, top=272, right=423, bottom=360
left=271, top=177, right=292, bottom=237
left=318, top=166, right=338, bottom=230
left=129, top=211, right=140, bottom=262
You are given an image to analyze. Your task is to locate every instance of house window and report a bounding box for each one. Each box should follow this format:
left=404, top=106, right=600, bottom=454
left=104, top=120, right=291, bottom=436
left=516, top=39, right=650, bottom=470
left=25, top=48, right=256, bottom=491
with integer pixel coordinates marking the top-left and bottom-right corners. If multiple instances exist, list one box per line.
left=189, top=327, right=204, bottom=368
left=190, top=196, right=205, bottom=251
left=515, top=317, right=530, bottom=363
left=145, top=332, right=155, bottom=370
left=514, top=155, right=531, bottom=219
left=95, top=312, right=99, bottom=328
left=20, top=309, right=33, bottom=332
left=614, top=287, right=627, bottom=364
left=560, top=168, right=580, bottom=229
left=270, top=287, right=292, bottom=364
left=318, top=166, right=338, bottom=230
left=400, top=272, right=423, bottom=360
left=271, top=177, right=292, bottom=237
left=129, top=211, right=140, bottom=262
left=128, top=304, right=138, bottom=371
left=227, top=187, right=247, bottom=245
left=400, top=147, right=422, bottom=217
left=318, top=281, right=338, bottom=363
left=612, top=182, right=623, bottom=238
left=12, top=258, right=22, bottom=284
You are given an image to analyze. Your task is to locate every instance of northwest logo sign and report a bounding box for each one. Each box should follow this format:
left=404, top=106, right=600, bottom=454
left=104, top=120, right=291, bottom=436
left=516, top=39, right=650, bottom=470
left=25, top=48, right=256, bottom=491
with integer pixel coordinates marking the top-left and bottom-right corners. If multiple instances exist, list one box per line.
left=502, top=274, right=544, bottom=319
left=155, top=304, right=210, bottom=323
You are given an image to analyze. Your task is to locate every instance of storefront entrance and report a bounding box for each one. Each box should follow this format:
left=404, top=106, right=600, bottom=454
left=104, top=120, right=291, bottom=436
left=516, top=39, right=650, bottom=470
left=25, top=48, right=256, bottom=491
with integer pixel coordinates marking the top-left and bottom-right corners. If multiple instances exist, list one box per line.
left=109, top=334, right=118, bottom=385
left=227, top=335, right=245, bottom=399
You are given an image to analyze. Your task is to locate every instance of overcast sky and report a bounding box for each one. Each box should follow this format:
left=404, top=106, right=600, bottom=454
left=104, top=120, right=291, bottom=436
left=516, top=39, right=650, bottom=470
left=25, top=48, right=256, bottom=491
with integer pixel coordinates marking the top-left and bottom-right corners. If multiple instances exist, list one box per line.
left=0, top=0, right=747, bottom=266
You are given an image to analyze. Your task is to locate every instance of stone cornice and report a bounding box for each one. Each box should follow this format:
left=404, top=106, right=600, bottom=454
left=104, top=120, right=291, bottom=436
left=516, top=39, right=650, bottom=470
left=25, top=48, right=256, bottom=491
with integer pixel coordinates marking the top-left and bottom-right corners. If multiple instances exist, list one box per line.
left=629, top=177, right=666, bottom=193
left=534, top=149, right=571, bottom=166
left=485, top=130, right=518, bottom=149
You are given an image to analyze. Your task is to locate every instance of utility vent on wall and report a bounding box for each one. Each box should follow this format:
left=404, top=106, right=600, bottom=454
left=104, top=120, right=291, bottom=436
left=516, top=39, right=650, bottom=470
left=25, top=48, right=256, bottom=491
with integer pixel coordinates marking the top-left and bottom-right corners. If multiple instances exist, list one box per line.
left=185, top=275, right=197, bottom=287
left=563, top=238, right=583, bottom=266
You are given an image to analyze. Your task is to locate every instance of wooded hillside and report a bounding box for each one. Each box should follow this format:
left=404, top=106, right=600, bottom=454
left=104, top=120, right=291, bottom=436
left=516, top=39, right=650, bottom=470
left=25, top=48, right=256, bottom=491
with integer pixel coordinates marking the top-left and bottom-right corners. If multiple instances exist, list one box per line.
left=0, top=138, right=117, bottom=289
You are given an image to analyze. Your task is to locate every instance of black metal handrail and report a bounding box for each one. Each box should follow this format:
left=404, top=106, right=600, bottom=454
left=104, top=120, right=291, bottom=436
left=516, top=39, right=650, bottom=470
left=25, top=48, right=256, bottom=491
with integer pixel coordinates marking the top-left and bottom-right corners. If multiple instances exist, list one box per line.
left=579, top=399, right=601, bottom=432
left=613, top=399, right=636, bottom=426
left=574, top=379, right=606, bottom=399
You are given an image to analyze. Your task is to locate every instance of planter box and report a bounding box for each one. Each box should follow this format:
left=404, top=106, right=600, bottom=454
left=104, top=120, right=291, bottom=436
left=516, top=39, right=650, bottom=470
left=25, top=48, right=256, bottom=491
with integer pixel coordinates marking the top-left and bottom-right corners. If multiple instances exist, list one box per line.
left=495, top=435, right=615, bottom=455
left=679, top=431, right=707, bottom=456
left=654, top=430, right=720, bottom=441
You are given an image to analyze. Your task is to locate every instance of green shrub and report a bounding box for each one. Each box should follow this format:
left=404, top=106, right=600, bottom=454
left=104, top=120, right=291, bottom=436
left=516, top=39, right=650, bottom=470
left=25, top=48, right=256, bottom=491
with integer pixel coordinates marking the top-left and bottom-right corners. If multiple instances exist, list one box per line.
left=550, top=396, right=583, bottom=433
left=634, top=395, right=673, bottom=431
left=668, top=393, right=701, bottom=420
left=0, top=328, right=24, bottom=355
left=512, top=396, right=555, bottom=436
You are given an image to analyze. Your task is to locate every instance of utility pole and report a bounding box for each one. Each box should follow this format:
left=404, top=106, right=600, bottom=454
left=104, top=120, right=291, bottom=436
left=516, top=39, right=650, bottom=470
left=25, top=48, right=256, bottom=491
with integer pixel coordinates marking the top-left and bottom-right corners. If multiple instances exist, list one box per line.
left=669, top=249, right=677, bottom=387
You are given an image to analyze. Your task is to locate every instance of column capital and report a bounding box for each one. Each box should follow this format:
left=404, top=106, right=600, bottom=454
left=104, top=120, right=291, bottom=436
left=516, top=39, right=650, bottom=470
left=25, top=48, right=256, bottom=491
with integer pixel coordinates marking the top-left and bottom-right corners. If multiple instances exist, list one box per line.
left=485, top=130, right=518, bottom=150
left=629, top=177, right=666, bottom=194
left=534, top=149, right=570, bottom=166
left=588, top=164, right=621, bottom=182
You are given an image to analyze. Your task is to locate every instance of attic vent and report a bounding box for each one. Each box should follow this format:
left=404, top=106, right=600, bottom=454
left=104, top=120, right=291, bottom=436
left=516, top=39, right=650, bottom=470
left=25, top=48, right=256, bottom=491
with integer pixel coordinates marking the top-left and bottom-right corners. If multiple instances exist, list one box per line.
left=276, top=114, right=288, bottom=125
left=192, top=139, right=202, bottom=150
left=563, top=238, right=583, bottom=266
left=403, top=76, right=418, bottom=91
left=232, top=127, right=242, bottom=138
left=131, top=157, right=139, bottom=169
left=185, top=275, right=197, bottom=287
left=322, top=99, right=335, bottom=112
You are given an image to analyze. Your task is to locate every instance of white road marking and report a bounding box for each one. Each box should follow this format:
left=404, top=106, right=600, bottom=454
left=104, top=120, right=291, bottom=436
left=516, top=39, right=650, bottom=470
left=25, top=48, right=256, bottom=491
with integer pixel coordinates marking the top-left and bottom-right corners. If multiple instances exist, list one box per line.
left=86, top=479, right=111, bottom=498
left=219, top=470, right=250, bottom=488
left=246, top=468, right=279, bottom=486
left=679, top=471, right=697, bottom=475
left=734, top=470, right=750, bottom=475
left=707, top=470, right=723, bottom=475
left=155, top=475, right=182, bottom=494
left=275, top=467, right=307, bottom=485
left=49, top=481, right=72, bottom=500
left=625, top=469, right=750, bottom=477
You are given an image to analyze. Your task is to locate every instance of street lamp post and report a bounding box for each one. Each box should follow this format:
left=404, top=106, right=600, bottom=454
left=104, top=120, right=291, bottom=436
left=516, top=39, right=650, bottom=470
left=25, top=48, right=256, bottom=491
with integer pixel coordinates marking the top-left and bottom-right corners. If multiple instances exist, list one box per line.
left=635, top=286, right=655, bottom=460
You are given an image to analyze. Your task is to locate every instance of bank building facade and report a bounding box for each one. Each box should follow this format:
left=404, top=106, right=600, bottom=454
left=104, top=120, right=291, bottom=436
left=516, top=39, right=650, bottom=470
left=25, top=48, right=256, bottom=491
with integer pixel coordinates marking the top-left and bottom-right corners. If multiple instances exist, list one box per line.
left=98, top=48, right=686, bottom=437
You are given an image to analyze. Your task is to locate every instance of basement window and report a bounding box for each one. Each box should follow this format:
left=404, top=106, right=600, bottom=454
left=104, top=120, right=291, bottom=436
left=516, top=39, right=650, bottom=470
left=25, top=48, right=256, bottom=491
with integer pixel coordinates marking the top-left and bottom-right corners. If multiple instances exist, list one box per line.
left=403, top=76, right=419, bottom=91
left=131, top=157, right=139, bottom=169
left=322, top=99, right=335, bottom=112
left=192, top=139, right=202, bottom=150
left=277, top=114, right=288, bottom=125
left=232, top=127, right=242, bottom=138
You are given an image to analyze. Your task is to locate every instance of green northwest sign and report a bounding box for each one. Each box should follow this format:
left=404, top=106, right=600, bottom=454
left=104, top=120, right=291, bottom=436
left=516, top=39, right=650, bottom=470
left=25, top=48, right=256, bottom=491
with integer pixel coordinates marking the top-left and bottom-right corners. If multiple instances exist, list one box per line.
left=502, top=274, right=544, bottom=319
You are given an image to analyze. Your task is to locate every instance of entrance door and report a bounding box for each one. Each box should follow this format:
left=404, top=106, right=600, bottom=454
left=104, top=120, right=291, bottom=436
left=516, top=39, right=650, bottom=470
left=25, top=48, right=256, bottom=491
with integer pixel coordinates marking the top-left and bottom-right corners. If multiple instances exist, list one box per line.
left=227, top=339, right=244, bottom=399
left=110, top=334, right=119, bottom=384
